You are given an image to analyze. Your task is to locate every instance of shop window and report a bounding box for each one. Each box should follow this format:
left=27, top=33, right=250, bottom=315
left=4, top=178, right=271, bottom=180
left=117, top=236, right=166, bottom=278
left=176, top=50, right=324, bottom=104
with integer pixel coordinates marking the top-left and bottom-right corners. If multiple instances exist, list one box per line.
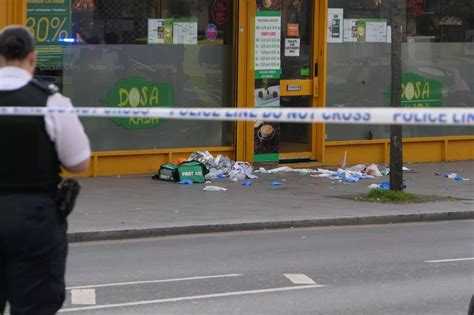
left=325, top=0, right=473, bottom=141
left=27, top=0, right=235, bottom=151
left=325, top=0, right=396, bottom=141
left=406, top=0, right=474, bottom=43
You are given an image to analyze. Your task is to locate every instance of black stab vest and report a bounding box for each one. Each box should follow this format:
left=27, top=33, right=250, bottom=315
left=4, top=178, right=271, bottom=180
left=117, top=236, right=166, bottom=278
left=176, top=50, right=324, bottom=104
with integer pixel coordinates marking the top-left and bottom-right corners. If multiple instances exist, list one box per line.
left=0, top=80, right=61, bottom=194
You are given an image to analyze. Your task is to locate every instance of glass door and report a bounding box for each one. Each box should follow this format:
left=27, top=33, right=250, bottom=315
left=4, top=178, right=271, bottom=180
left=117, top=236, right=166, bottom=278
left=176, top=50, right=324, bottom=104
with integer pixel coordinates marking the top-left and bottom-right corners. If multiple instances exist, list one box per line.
left=250, top=0, right=324, bottom=163
left=279, top=0, right=313, bottom=160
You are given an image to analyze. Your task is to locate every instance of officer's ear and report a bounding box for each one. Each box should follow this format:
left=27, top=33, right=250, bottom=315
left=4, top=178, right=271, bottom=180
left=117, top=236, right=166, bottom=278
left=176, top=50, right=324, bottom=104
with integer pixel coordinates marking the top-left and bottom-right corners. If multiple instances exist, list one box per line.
left=26, top=51, right=37, bottom=74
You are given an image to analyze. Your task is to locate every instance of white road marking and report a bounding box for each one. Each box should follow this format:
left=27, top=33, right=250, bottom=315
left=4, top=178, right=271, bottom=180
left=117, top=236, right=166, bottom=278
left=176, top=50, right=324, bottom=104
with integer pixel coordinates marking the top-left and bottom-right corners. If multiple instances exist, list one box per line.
left=71, top=289, right=96, bottom=305
left=284, top=274, right=317, bottom=285
left=425, top=257, right=474, bottom=263
left=66, top=274, right=242, bottom=290
left=60, top=284, right=324, bottom=312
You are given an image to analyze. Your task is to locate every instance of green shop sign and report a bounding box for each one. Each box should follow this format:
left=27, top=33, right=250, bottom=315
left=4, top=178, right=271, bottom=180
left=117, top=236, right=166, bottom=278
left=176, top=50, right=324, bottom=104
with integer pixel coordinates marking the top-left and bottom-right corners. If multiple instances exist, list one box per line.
left=401, top=73, right=443, bottom=108
left=386, top=73, right=443, bottom=108
left=106, top=77, right=174, bottom=130
left=27, top=0, right=72, bottom=67
left=255, top=69, right=282, bottom=79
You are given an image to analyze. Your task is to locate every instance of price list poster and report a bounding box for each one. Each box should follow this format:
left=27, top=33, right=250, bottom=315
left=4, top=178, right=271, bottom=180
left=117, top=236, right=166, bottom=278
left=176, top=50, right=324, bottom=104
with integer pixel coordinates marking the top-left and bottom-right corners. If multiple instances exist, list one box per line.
left=254, top=0, right=282, bottom=162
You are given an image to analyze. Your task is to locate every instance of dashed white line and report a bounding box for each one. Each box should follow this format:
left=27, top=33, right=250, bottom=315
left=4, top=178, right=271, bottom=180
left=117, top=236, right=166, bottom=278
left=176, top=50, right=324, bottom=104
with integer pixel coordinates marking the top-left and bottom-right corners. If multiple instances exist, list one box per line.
left=66, top=274, right=243, bottom=290
left=71, top=289, right=96, bottom=305
left=60, top=285, right=324, bottom=313
left=425, top=257, right=474, bottom=263
left=284, top=274, right=317, bottom=285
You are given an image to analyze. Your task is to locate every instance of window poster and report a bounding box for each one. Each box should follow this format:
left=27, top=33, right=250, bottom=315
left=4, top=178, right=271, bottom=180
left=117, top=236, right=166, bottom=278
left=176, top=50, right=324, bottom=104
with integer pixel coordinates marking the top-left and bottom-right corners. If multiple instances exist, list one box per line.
left=254, top=1, right=281, bottom=163
left=365, top=19, right=387, bottom=43
left=343, top=19, right=366, bottom=42
left=287, top=23, right=299, bottom=37
left=255, top=11, right=282, bottom=79
left=173, top=19, right=198, bottom=45
left=285, top=38, right=300, bottom=57
left=254, top=80, right=280, bottom=108
left=328, top=8, right=343, bottom=43
left=148, top=19, right=165, bottom=44
left=254, top=78, right=280, bottom=162
left=148, top=19, right=173, bottom=44
left=387, top=25, right=392, bottom=43
left=26, top=0, right=72, bottom=67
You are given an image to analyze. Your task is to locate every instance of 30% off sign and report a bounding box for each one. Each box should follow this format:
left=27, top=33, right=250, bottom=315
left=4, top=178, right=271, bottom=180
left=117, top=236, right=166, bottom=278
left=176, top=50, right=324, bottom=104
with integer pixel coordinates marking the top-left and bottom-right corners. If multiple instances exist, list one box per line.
left=26, top=15, right=69, bottom=43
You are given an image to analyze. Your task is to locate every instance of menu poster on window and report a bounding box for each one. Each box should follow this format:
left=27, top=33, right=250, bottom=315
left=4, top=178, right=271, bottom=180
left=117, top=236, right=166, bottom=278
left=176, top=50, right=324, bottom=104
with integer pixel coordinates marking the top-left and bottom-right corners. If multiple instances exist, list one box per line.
left=254, top=79, right=280, bottom=162
left=343, top=19, right=365, bottom=42
left=255, top=11, right=282, bottom=79
left=365, top=19, right=387, bottom=43
left=148, top=19, right=173, bottom=44
left=173, top=19, right=198, bottom=45
left=148, top=19, right=165, bottom=44
left=328, top=8, right=343, bottom=43
left=254, top=3, right=281, bottom=163
left=254, top=83, right=280, bottom=108
left=254, top=120, right=280, bottom=162
left=27, top=0, right=72, bottom=67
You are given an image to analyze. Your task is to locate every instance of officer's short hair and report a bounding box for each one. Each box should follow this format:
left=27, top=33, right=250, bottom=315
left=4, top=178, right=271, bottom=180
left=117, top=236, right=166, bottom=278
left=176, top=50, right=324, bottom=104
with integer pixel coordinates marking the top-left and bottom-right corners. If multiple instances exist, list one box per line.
left=0, top=25, right=35, bottom=61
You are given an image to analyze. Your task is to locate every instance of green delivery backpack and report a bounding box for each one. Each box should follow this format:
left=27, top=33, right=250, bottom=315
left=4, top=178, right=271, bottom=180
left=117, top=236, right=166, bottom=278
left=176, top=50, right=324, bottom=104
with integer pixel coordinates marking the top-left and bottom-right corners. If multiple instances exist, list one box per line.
left=154, top=161, right=208, bottom=183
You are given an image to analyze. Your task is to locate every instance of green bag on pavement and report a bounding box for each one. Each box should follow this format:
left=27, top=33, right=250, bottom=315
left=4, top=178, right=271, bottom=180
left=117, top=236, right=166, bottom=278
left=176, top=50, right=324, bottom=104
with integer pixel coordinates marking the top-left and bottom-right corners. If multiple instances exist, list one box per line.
left=154, top=161, right=208, bottom=183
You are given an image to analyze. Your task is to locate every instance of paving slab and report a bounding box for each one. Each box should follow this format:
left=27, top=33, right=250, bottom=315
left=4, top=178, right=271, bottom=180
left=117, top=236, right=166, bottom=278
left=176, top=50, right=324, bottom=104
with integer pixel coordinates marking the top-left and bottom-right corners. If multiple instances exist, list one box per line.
left=69, top=161, right=474, bottom=241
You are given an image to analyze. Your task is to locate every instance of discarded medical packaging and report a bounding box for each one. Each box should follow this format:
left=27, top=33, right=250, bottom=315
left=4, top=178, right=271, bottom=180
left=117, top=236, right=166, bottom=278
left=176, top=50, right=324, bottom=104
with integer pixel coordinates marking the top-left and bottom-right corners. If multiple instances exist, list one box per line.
left=203, top=186, right=227, bottom=192
left=442, top=173, right=470, bottom=181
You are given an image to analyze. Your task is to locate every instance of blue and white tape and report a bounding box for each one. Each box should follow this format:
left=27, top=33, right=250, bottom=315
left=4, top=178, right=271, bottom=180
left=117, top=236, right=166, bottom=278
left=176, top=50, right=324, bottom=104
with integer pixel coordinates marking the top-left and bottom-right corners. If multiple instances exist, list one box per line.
left=0, top=107, right=473, bottom=126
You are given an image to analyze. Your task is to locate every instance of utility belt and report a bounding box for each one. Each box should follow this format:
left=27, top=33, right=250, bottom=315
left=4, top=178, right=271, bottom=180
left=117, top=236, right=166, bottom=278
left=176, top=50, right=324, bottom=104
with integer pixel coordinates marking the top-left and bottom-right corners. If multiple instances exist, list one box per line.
left=55, top=179, right=81, bottom=219
left=0, top=186, right=56, bottom=195
left=0, top=179, right=81, bottom=219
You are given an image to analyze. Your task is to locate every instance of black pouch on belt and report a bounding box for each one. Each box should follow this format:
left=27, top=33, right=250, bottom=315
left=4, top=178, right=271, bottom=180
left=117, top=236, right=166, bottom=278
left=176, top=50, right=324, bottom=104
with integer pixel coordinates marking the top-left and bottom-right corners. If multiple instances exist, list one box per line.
left=55, top=179, right=81, bottom=219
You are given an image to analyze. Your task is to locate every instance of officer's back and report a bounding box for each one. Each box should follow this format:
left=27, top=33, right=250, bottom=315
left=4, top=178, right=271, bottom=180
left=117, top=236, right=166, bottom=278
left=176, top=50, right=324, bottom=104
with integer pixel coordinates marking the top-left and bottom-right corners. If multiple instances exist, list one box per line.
left=0, top=25, right=91, bottom=315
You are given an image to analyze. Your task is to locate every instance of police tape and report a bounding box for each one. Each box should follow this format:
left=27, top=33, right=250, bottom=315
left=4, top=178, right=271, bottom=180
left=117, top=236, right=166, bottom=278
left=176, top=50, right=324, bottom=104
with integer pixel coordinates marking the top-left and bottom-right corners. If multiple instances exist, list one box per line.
left=0, top=106, right=473, bottom=126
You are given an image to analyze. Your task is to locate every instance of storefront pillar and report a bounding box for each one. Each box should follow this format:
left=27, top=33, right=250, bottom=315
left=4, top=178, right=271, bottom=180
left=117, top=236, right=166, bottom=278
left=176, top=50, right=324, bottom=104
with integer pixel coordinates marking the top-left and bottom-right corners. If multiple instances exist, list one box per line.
left=0, top=0, right=27, bottom=29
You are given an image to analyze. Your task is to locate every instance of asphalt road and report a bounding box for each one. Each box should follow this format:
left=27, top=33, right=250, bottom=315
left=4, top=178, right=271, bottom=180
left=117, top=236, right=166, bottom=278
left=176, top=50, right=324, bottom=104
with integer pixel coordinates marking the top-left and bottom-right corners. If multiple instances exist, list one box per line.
left=61, top=221, right=474, bottom=314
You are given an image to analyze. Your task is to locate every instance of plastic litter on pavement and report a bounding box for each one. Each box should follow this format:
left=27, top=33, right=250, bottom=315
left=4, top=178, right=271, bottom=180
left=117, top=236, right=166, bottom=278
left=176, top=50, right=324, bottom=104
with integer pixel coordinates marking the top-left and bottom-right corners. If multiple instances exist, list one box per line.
left=383, top=166, right=412, bottom=175
left=310, top=167, right=378, bottom=183
left=368, top=181, right=407, bottom=190
left=177, top=180, right=193, bottom=185
left=203, top=185, right=227, bottom=192
left=439, top=173, right=470, bottom=181
left=229, top=162, right=258, bottom=181
left=256, top=166, right=318, bottom=174
left=166, top=152, right=430, bottom=191
left=189, top=151, right=258, bottom=181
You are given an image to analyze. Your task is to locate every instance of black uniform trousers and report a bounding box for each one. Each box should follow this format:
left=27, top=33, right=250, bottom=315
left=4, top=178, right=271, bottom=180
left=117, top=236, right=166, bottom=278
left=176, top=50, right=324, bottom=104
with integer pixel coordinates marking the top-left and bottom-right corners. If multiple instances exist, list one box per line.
left=0, top=193, right=67, bottom=315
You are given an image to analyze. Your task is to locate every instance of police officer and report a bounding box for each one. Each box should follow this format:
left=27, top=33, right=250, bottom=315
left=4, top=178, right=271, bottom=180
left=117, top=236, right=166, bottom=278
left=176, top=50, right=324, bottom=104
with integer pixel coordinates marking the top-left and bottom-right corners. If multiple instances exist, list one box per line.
left=0, top=26, right=91, bottom=314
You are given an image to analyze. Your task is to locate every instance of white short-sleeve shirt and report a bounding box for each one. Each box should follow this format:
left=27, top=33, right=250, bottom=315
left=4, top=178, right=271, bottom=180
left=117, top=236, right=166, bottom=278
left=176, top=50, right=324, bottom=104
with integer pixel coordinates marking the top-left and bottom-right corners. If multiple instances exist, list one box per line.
left=0, top=66, right=91, bottom=168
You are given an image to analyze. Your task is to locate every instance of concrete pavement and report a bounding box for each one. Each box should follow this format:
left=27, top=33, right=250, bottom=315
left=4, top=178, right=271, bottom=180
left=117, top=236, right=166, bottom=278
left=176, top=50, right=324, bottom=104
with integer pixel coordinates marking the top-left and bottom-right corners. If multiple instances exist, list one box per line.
left=69, top=161, right=474, bottom=242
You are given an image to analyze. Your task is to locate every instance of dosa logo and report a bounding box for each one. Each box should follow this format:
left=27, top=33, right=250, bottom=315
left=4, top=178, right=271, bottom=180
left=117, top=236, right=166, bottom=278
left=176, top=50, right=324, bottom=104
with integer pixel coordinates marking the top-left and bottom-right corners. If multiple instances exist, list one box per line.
left=401, top=73, right=443, bottom=108
left=385, top=73, right=443, bottom=108
left=106, top=77, right=174, bottom=129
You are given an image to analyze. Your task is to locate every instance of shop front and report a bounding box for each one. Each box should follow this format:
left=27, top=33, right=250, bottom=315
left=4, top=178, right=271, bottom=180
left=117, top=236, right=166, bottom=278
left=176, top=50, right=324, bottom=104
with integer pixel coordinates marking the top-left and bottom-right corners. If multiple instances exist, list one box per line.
left=0, top=0, right=472, bottom=176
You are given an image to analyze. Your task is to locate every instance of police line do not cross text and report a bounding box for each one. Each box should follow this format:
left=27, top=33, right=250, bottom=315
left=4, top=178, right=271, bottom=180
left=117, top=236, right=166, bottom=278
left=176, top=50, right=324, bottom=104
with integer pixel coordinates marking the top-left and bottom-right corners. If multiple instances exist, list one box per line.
left=0, top=107, right=473, bottom=126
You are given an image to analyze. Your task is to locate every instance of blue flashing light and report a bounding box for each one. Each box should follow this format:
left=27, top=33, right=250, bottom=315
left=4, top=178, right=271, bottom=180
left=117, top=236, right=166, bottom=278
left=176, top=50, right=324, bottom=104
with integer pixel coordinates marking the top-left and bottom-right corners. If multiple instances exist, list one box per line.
left=59, top=38, right=75, bottom=43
